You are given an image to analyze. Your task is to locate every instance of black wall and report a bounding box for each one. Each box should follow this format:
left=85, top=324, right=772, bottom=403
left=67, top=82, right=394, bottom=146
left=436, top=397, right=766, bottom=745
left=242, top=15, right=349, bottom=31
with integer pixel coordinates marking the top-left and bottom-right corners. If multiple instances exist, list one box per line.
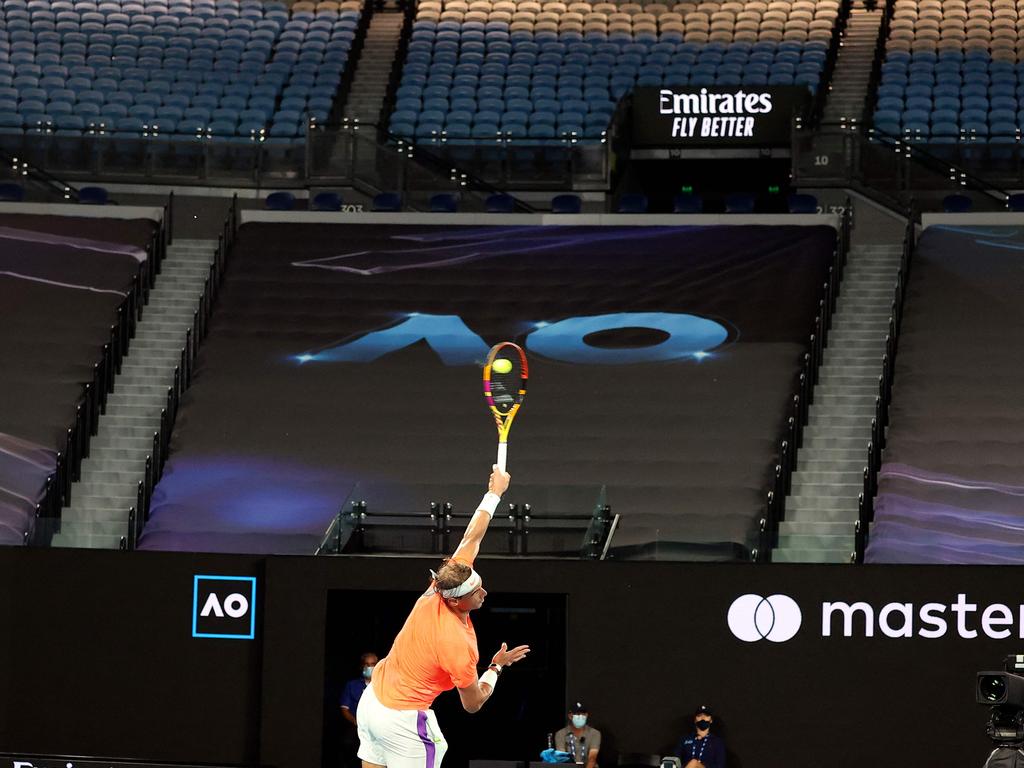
left=0, top=549, right=1011, bottom=768
left=0, top=548, right=263, bottom=765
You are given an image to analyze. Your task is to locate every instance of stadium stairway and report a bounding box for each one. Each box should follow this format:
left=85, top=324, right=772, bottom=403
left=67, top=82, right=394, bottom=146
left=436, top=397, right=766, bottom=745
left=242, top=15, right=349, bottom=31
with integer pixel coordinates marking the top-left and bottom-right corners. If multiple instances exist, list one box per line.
left=343, top=9, right=407, bottom=121
left=51, top=239, right=217, bottom=549
left=821, top=2, right=884, bottom=122
left=774, top=241, right=903, bottom=563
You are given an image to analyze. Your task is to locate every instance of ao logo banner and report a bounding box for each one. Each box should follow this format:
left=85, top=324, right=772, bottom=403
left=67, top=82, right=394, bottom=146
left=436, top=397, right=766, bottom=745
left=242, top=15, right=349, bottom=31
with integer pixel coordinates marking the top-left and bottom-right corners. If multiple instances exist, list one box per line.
left=631, top=86, right=810, bottom=148
left=192, top=575, right=257, bottom=640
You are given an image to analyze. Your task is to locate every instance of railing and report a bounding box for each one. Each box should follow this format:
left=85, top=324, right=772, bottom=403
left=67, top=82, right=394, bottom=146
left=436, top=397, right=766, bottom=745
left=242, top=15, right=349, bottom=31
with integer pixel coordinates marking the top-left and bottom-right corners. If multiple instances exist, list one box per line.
left=807, top=0, right=854, bottom=127
left=31, top=193, right=173, bottom=546
left=0, top=146, right=82, bottom=202
left=0, top=117, right=614, bottom=196
left=308, top=120, right=538, bottom=210
left=756, top=200, right=851, bottom=562
left=853, top=203, right=916, bottom=563
left=119, top=194, right=238, bottom=551
left=858, top=0, right=895, bottom=127
left=792, top=122, right=1012, bottom=211
left=315, top=483, right=617, bottom=559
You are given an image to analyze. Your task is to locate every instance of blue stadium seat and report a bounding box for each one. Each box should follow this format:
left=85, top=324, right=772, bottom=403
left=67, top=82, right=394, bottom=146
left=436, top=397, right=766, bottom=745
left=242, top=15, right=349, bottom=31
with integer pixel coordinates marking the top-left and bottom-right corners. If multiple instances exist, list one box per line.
left=616, top=193, right=648, bottom=214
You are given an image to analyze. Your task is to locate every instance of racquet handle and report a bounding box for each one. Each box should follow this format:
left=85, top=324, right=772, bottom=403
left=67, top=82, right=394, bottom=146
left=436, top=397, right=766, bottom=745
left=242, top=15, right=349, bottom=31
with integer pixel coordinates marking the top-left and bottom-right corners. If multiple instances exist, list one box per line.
left=497, top=442, right=508, bottom=472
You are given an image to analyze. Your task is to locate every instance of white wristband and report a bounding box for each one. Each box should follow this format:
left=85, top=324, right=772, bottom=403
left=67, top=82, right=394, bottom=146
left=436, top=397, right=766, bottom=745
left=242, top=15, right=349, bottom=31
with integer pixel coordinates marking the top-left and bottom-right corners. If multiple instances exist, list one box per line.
left=479, top=492, right=501, bottom=519
left=480, top=668, right=498, bottom=691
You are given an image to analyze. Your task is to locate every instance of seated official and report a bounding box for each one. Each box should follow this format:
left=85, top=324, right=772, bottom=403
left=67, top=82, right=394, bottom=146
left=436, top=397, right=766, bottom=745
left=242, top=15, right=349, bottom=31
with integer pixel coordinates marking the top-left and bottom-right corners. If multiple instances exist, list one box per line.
left=554, top=701, right=600, bottom=768
left=675, top=705, right=724, bottom=768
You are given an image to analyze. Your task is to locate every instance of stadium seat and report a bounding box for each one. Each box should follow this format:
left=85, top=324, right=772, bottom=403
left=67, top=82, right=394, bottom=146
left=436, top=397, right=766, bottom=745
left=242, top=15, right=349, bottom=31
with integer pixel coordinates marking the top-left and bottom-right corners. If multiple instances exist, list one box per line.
left=616, top=193, right=648, bottom=213
left=725, top=193, right=756, bottom=213
left=429, top=193, right=459, bottom=212
left=1008, top=194, right=1024, bottom=212
left=78, top=186, right=109, bottom=205
left=265, top=191, right=297, bottom=210
left=486, top=193, right=516, bottom=213
left=787, top=193, right=818, bottom=214
left=551, top=193, right=582, bottom=213
left=372, top=192, right=402, bottom=212
left=942, top=194, right=973, bottom=213
left=673, top=193, right=704, bottom=214
left=310, top=191, right=343, bottom=211
left=0, top=183, right=25, bottom=202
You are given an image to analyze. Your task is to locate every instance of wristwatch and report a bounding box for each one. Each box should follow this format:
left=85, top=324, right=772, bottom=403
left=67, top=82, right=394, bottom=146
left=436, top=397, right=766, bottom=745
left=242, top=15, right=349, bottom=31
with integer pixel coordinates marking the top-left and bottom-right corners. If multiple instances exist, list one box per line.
left=488, top=663, right=503, bottom=675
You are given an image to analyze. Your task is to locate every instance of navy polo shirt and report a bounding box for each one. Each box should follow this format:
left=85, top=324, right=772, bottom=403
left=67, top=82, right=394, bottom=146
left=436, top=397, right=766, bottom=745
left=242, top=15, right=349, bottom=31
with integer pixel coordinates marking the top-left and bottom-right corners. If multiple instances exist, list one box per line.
left=676, top=733, right=725, bottom=768
left=340, top=677, right=369, bottom=712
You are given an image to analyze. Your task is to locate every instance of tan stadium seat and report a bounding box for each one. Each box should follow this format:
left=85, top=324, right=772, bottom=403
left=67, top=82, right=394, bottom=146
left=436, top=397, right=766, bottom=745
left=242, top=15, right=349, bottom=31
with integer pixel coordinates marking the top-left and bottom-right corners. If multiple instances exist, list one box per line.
left=788, top=8, right=812, bottom=21
left=418, top=9, right=442, bottom=20
left=731, top=26, right=756, bottom=38
left=758, top=28, right=782, bottom=39
left=760, top=18, right=784, bottom=30
left=464, top=10, right=488, bottom=20
left=684, top=28, right=710, bottom=39
left=510, top=19, right=535, bottom=29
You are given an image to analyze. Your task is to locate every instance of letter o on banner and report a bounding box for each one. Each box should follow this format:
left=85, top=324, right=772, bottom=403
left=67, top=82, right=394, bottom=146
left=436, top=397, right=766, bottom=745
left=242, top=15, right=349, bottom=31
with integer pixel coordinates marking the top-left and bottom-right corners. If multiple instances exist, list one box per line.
left=526, top=312, right=728, bottom=365
left=224, top=593, right=250, bottom=618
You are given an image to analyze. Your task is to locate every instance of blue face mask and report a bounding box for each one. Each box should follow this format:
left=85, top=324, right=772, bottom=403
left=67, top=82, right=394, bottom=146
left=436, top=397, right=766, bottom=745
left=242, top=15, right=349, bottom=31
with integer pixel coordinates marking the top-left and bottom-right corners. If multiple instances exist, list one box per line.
left=362, top=665, right=374, bottom=680
left=572, top=715, right=588, bottom=728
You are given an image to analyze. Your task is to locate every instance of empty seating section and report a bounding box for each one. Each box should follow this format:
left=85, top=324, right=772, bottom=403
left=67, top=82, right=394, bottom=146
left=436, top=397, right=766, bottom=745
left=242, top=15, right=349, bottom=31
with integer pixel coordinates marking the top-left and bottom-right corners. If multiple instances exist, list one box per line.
left=0, top=214, right=154, bottom=545
left=0, top=0, right=361, bottom=143
left=389, top=0, right=839, bottom=142
left=872, top=0, right=1024, bottom=143
left=867, top=226, right=1024, bottom=563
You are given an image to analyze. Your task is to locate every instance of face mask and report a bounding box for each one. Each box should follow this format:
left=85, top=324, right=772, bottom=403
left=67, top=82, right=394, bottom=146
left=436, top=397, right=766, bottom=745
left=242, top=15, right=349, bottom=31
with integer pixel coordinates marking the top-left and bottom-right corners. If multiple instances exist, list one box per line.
left=572, top=715, right=588, bottom=728
left=696, top=720, right=711, bottom=731
left=362, top=665, right=374, bottom=680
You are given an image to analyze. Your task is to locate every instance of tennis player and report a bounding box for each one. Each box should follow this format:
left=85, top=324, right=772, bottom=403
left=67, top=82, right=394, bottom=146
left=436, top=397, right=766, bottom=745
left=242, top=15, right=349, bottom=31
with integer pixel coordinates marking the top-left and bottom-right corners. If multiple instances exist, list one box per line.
left=357, top=464, right=530, bottom=768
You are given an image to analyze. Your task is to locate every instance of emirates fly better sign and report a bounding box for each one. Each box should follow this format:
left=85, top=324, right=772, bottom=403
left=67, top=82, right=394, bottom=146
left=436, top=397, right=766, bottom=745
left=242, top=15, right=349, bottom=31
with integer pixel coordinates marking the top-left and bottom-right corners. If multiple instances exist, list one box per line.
left=630, top=86, right=811, bottom=148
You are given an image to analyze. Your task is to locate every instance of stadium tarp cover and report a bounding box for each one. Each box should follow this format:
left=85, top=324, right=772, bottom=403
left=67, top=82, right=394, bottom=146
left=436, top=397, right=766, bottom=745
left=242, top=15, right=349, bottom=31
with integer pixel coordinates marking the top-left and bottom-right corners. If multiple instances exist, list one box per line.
left=868, top=225, right=1024, bottom=564
left=0, top=215, right=154, bottom=545
left=142, top=223, right=835, bottom=558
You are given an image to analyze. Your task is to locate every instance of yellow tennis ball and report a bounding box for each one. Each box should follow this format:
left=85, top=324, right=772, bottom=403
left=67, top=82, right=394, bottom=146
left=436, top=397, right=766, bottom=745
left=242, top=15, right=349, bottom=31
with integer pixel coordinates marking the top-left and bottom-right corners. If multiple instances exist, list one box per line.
left=492, top=358, right=513, bottom=374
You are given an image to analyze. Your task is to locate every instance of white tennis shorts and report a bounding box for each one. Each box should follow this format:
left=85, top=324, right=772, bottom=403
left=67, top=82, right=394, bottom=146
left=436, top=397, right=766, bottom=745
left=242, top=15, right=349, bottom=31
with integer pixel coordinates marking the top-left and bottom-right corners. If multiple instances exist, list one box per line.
left=356, top=683, right=449, bottom=768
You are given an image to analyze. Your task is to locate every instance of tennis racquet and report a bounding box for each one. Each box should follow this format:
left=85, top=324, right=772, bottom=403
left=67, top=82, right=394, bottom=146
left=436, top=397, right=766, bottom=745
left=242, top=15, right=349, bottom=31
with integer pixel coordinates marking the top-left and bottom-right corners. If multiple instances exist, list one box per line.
left=482, top=342, right=528, bottom=472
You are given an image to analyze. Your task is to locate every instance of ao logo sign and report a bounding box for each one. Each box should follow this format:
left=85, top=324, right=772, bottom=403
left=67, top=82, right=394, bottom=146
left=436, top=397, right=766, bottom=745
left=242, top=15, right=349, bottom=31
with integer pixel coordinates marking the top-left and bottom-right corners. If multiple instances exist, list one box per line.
left=192, top=574, right=257, bottom=640
left=728, top=592, right=1024, bottom=642
left=727, top=594, right=802, bottom=643
left=295, top=312, right=729, bottom=366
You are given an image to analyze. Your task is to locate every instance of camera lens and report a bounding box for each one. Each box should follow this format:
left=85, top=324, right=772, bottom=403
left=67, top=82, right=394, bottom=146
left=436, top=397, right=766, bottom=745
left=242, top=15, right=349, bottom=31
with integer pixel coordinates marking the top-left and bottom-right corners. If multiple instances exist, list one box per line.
left=980, top=675, right=1007, bottom=702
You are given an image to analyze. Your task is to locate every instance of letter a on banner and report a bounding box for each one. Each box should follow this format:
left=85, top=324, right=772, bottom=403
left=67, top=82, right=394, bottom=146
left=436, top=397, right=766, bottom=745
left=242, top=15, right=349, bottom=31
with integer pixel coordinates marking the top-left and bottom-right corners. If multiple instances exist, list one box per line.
left=201, top=593, right=225, bottom=618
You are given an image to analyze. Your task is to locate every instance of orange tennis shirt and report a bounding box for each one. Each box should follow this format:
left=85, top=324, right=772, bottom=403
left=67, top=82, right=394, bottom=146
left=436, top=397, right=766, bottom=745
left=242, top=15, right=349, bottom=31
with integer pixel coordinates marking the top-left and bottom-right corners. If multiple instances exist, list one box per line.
left=372, top=561, right=480, bottom=710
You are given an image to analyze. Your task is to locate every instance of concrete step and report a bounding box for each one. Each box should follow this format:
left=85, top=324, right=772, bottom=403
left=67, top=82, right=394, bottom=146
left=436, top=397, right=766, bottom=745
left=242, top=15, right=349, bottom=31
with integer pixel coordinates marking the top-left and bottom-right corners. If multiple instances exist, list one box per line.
left=51, top=532, right=124, bottom=549
left=782, top=504, right=860, bottom=522
left=62, top=506, right=134, bottom=523
left=771, top=548, right=853, bottom=563
left=86, top=447, right=153, bottom=463
left=779, top=520, right=858, bottom=536
left=802, top=428, right=873, bottom=443
left=777, top=532, right=856, bottom=549
left=788, top=482, right=865, bottom=499
left=73, top=484, right=140, bottom=502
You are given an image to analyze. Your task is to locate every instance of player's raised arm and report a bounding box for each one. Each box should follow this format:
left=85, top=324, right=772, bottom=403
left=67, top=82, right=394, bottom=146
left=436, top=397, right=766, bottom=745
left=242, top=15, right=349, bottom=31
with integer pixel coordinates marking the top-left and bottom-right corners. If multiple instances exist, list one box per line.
left=451, top=464, right=510, bottom=564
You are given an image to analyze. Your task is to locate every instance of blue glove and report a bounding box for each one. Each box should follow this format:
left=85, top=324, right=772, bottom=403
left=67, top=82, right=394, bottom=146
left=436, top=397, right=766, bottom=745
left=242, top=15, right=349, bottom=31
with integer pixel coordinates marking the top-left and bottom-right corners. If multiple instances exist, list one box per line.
left=540, top=749, right=572, bottom=763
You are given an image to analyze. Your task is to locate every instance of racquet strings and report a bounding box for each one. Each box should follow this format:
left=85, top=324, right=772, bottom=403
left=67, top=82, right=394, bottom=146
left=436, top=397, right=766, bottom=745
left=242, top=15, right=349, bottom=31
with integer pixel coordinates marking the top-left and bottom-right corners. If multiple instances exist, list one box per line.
left=490, top=352, right=521, bottom=416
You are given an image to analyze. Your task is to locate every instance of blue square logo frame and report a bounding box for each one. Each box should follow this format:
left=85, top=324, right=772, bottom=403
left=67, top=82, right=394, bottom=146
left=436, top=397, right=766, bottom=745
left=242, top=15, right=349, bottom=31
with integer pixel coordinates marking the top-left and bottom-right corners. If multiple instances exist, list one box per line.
left=192, top=574, right=257, bottom=640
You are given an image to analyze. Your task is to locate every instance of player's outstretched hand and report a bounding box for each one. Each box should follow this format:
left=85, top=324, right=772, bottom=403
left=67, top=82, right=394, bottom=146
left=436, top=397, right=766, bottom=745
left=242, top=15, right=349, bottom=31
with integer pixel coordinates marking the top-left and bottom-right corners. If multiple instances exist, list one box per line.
left=489, top=464, right=511, bottom=497
left=491, top=642, right=530, bottom=668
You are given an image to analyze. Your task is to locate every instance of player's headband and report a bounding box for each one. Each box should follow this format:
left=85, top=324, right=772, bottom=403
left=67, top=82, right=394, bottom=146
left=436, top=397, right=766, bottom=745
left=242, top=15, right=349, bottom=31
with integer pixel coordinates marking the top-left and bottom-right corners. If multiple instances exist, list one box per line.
left=430, top=567, right=483, bottom=599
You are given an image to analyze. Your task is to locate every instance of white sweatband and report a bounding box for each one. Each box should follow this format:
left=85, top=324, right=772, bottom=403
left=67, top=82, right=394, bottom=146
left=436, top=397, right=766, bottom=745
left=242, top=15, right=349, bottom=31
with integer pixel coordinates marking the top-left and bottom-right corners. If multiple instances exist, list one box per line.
left=430, top=567, right=483, bottom=598
left=479, top=492, right=501, bottom=519
left=480, top=668, right=499, bottom=690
